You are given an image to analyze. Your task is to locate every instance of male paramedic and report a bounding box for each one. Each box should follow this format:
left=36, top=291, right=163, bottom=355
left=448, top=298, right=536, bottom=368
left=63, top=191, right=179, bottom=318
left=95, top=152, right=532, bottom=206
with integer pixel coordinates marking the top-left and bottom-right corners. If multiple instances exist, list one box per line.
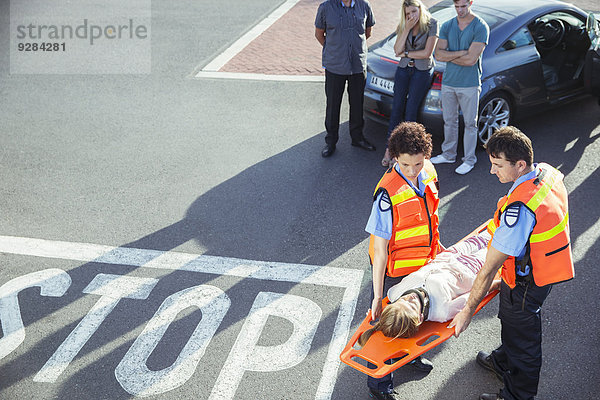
left=365, top=121, right=442, bottom=400
left=449, top=126, right=574, bottom=400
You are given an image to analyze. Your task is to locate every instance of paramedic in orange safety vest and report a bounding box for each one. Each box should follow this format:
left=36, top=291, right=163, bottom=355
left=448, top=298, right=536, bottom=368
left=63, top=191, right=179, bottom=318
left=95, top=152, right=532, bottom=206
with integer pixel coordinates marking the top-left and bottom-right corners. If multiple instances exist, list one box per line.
left=449, top=126, right=574, bottom=400
left=364, top=121, right=441, bottom=400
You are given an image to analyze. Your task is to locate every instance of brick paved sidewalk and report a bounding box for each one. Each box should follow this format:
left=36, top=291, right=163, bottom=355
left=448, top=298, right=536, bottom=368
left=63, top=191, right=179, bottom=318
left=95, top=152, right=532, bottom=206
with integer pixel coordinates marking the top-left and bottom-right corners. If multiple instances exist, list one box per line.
left=217, top=0, right=406, bottom=77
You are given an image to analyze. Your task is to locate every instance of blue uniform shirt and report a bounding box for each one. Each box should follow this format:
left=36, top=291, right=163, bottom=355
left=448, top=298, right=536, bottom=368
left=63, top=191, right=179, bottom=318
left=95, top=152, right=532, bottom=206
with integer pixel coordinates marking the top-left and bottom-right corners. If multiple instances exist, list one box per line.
left=490, top=165, right=539, bottom=276
left=365, top=164, right=427, bottom=240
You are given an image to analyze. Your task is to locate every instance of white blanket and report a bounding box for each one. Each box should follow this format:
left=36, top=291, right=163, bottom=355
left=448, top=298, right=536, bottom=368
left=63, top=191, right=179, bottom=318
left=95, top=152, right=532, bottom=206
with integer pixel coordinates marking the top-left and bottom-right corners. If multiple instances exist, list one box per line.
left=387, top=231, right=491, bottom=322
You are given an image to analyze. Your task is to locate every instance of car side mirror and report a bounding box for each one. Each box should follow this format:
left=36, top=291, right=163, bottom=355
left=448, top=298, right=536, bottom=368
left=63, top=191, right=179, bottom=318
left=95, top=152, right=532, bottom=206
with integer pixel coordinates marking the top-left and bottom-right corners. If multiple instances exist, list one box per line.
left=587, top=13, right=600, bottom=50
left=502, top=40, right=517, bottom=51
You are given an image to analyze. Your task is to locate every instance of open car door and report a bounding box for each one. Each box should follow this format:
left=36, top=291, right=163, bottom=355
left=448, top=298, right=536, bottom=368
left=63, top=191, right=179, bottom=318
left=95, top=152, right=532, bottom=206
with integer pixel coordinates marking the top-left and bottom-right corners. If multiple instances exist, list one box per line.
left=584, top=13, right=600, bottom=101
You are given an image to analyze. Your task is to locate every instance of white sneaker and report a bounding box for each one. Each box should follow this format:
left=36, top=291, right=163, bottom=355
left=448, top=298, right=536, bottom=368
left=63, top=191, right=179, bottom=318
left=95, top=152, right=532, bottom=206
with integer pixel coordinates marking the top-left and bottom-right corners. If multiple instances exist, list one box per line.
left=455, top=162, right=474, bottom=175
left=430, top=154, right=455, bottom=164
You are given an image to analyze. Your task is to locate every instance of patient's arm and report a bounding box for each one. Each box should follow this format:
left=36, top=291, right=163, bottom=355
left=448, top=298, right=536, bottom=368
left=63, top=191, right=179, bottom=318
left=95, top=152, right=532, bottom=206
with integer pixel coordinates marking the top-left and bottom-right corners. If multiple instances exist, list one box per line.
left=437, top=279, right=500, bottom=323
left=450, top=246, right=508, bottom=337
left=440, top=293, right=469, bottom=322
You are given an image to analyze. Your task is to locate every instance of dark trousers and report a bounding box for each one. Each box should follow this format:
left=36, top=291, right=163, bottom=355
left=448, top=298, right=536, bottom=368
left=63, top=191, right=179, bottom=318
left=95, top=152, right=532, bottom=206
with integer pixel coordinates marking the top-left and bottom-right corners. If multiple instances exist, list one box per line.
left=367, top=273, right=405, bottom=393
left=387, top=66, right=433, bottom=138
left=324, top=70, right=366, bottom=146
left=492, top=280, right=552, bottom=400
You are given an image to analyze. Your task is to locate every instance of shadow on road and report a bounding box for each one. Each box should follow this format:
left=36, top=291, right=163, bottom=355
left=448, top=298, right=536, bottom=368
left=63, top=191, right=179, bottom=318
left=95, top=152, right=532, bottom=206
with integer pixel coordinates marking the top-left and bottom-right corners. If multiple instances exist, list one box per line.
left=2, top=97, right=599, bottom=398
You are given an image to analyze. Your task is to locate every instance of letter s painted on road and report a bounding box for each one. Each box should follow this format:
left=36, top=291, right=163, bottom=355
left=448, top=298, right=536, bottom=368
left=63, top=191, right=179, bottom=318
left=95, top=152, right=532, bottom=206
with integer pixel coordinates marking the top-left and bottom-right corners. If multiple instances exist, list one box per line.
left=0, top=269, right=72, bottom=360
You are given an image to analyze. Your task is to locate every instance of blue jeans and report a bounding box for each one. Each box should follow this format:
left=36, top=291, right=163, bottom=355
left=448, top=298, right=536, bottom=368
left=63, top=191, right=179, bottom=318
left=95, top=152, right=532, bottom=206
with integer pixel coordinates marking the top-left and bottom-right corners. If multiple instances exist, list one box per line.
left=387, top=66, right=433, bottom=138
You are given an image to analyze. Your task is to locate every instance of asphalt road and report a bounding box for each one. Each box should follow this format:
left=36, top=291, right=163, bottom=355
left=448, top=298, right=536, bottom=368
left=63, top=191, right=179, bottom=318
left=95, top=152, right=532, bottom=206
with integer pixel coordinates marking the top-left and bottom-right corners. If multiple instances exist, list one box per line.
left=1, top=0, right=599, bottom=399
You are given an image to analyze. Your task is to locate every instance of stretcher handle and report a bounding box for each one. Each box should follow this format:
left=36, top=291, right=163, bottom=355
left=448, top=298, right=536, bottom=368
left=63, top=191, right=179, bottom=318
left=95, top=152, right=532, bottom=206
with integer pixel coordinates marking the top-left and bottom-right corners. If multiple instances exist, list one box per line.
left=340, top=289, right=498, bottom=377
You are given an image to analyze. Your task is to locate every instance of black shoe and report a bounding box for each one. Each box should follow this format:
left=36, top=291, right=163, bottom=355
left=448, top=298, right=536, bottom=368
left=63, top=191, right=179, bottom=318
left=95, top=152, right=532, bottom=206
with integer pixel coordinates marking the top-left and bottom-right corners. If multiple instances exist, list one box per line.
left=351, top=139, right=376, bottom=151
left=479, top=393, right=504, bottom=400
left=408, top=355, right=433, bottom=372
left=368, top=388, right=400, bottom=400
left=321, top=144, right=336, bottom=157
left=476, top=351, right=503, bottom=381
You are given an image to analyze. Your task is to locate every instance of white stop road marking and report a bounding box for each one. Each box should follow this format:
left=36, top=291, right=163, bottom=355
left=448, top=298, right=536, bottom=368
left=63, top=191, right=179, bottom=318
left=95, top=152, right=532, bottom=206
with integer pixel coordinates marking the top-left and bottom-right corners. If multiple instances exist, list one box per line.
left=0, top=235, right=363, bottom=400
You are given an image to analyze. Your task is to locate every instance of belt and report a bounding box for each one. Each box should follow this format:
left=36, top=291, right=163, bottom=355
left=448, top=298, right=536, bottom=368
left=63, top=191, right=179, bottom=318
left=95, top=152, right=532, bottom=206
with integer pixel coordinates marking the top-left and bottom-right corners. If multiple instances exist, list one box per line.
left=515, top=273, right=532, bottom=286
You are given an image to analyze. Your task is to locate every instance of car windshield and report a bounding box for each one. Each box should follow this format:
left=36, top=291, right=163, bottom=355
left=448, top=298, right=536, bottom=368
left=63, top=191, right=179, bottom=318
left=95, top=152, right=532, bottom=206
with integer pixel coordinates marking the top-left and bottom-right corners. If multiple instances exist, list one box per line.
left=429, top=7, right=505, bottom=31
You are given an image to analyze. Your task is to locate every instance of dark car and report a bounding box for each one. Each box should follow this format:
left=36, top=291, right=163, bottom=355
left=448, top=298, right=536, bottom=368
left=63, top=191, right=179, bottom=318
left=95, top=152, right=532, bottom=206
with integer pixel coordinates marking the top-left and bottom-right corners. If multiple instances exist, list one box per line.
left=364, top=0, right=600, bottom=143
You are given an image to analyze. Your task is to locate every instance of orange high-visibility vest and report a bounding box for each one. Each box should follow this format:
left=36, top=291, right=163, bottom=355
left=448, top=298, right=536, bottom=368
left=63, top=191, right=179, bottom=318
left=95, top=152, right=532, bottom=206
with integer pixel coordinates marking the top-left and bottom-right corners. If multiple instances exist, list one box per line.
left=368, top=160, right=441, bottom=277
left=487, top=163, right=574, bottom=288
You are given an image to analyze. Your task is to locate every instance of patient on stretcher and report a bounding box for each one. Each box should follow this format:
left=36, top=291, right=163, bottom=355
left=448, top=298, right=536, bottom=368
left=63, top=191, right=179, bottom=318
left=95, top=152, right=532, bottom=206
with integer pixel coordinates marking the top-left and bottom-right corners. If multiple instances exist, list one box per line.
left=359, top=231, right=498, bottom=346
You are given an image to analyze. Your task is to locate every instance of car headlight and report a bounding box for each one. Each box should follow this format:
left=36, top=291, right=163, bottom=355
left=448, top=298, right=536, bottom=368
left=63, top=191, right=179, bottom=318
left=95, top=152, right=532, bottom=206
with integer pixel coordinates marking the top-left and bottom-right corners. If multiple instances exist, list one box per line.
left=423, top=90, right=442, bottom=112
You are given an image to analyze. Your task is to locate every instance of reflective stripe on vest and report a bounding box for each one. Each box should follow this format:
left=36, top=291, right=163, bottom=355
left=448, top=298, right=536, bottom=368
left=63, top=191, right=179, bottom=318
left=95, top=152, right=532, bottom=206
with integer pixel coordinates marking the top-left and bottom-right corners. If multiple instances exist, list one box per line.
left=498, top=166, right=559, bottom=214
left=368, top=160, right=440, bottom=277
left=489, top=163, right=573, bottom=288
left=530, top=212, right=568, bottom=243
left=390, top=187, right=417, bottom=204
left=395, top=225, right=430, bottom=241
left=393, top=258, right=429, bottom=270
left=487, top=219, right=497, bottom=235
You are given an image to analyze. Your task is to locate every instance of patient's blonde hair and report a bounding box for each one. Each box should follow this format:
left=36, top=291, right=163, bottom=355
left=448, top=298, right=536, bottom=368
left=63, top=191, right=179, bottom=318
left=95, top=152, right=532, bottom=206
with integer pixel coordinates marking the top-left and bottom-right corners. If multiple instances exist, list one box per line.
left=358, top=301, right=421, bottom=347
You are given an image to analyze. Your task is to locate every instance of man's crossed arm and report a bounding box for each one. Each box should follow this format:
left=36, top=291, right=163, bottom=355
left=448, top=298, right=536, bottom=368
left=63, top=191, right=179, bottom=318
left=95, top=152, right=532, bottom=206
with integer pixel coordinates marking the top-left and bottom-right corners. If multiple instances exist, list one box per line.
left=434, top=38, right=485, bottom=66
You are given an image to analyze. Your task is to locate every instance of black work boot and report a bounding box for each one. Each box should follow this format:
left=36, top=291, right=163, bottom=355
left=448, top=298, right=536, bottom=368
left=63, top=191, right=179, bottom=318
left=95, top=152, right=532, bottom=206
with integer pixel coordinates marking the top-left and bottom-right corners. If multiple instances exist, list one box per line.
left=369, top=388, right=401, bottom=400
left=479, top=393, right=504, bottom=400
left=476, top=350, right=503, bottom=381
left=408, top=355, right=433, bottom=372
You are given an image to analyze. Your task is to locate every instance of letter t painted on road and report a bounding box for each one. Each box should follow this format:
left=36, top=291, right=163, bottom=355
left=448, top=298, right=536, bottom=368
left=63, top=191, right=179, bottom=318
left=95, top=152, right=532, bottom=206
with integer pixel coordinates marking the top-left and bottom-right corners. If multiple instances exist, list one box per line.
left=33, top=273, right=158, bottom=383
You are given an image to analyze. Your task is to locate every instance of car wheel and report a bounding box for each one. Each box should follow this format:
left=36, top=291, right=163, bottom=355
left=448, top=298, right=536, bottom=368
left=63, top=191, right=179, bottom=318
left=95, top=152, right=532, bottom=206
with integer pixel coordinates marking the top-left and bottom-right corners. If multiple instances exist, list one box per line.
left=478, top=93, right=512, bottom=145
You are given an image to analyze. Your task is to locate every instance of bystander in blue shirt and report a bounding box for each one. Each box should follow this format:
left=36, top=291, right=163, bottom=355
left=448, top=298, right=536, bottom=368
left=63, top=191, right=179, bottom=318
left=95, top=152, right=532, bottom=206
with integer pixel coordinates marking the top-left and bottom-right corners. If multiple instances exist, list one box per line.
left=439, top=15, right=489, bottom=87
left=315, top=0, right=375, bottom=75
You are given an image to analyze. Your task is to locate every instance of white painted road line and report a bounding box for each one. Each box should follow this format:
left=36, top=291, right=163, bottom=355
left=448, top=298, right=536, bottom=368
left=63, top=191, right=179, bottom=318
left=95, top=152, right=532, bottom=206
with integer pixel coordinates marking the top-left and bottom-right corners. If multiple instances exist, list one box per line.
left=209, top=292, right=322, bottom=400
left=195, top=71, right=324, bottom=82
left=200, top=0, right=300, bottom=73
left=0, top=235, right=363, bottom=400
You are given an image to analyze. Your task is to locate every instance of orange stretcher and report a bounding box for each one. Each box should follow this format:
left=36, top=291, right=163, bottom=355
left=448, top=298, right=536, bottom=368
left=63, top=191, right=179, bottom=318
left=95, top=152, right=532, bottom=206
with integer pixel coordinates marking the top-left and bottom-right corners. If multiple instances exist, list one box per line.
left=340, top=221, right=499, bottom=378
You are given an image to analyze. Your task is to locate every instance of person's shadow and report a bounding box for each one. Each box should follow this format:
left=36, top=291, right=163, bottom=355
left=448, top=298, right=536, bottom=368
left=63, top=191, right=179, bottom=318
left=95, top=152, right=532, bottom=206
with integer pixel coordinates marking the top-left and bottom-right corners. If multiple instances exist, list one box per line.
left=0, top=122, right=391, bottom=399
left=121, top=122, right=387, bottom=266
left=3, top=97, right=599, bottom=399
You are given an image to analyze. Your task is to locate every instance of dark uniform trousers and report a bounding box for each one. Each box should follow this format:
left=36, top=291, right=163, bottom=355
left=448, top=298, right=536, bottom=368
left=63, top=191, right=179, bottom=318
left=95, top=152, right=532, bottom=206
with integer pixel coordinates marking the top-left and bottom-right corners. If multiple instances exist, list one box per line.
left=367, top=273, right=405, bottom=393
left=324, top=69, right=366, bottom=146
left=492, top=280, right=552, bottom=400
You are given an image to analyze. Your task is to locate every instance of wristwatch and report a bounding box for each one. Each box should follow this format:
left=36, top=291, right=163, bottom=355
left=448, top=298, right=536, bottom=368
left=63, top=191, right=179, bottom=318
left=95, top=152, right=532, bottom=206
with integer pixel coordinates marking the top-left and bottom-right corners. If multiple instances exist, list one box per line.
left=404, top=49, right=409, bottom=58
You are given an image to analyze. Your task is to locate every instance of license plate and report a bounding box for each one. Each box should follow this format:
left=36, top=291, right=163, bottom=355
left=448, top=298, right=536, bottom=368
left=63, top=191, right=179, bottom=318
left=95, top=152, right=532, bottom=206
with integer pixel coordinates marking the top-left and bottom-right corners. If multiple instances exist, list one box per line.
left=369, top=75, right=394, bottom=94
